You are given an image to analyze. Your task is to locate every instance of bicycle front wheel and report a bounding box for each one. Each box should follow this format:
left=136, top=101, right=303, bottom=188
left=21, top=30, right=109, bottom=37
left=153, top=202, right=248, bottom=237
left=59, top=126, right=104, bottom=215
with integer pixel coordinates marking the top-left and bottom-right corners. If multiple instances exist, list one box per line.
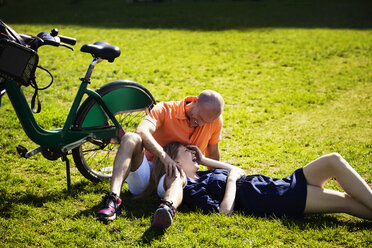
left=72, top=80, right=155, bottom=182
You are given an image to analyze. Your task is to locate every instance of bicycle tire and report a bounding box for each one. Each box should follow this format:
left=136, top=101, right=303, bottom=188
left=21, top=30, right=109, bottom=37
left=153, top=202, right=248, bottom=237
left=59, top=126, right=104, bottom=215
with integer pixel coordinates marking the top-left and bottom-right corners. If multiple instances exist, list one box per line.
left=72, top=80, right=155, bottom=182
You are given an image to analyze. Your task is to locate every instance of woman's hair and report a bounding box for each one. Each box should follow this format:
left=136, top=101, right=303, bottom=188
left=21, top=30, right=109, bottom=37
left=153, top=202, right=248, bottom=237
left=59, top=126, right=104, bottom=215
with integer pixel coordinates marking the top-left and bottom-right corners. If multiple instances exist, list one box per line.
left=135, top=142, right=183, bottom=199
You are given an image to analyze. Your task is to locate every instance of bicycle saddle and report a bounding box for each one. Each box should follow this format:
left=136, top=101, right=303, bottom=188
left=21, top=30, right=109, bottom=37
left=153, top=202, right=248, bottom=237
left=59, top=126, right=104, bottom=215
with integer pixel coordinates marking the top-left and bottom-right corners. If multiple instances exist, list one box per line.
left=80, top=41, right=121, bottom=62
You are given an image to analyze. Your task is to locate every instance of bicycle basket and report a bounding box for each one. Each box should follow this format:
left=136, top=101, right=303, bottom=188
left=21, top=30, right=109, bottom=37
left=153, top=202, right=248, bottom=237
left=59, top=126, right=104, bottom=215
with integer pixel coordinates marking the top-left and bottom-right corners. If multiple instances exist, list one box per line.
left=0, top=39, right=39, bottom=86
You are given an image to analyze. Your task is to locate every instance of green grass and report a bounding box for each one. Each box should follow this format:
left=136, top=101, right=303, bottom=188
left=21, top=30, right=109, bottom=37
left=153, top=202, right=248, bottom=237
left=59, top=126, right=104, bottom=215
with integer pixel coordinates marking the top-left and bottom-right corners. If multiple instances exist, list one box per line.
left=0, top=0, right=371, bottom=247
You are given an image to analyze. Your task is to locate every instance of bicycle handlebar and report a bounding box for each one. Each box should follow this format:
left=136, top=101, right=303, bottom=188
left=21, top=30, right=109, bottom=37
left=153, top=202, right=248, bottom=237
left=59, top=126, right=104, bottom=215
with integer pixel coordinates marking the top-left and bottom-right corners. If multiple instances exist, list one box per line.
left=35, top=28, right=76, bottom=50
left=59, top=35, right=76, bottom=46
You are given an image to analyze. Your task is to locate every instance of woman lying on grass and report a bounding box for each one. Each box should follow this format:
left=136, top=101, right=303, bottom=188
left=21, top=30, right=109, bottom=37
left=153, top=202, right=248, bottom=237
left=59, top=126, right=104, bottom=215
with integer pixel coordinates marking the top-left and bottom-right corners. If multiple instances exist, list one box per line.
left=158, top=143, right=372, bottom=220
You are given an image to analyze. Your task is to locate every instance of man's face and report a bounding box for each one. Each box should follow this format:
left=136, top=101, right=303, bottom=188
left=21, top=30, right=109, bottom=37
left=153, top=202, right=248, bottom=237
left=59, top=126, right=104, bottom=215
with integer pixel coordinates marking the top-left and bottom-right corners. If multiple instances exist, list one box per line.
left=188, top=103, right=219, bottom=127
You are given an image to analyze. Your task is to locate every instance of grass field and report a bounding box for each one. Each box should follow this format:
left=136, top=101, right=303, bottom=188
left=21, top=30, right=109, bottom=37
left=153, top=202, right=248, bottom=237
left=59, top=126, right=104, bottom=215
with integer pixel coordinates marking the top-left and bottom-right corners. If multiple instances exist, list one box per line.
left=0, top=0, right=371, bottom=247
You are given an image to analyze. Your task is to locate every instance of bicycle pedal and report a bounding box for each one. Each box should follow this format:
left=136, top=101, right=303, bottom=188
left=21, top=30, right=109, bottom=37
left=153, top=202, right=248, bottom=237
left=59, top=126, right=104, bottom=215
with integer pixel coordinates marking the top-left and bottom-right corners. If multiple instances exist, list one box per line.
left=16, top=145, right=28, bottom=158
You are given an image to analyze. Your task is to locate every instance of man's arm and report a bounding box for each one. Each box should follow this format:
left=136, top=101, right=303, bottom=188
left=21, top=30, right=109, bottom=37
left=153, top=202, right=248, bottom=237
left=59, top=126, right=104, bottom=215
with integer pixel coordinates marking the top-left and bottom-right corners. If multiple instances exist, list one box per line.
left=206, top=143, right=220, bottom=161
left=135, top=119, right=179, bottom=177
left=206, top=116, right=223, bottom=161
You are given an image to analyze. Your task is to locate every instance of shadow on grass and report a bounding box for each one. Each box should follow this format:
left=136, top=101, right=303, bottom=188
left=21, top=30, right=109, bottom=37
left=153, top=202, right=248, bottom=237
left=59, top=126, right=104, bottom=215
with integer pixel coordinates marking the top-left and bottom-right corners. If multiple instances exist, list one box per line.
left=280, top=214, right=372, bottom=231
left=140, top=226, right=166, bottom=245
left=178, top=207, right=372, bottom=230
left=74, top=190, right=159, bottom=220
left=0, top=180, right=93, bottom=219
left=73, top=190, right=167, bottom=245
left=73, top=189, right=168, bottom=245
left=0, top=0, right=371, bottom=30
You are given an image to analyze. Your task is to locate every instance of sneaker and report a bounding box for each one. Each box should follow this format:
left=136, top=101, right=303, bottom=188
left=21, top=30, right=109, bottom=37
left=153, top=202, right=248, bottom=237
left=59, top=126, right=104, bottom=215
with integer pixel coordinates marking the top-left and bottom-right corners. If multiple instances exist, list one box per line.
left=97, top=191, right=122, bottom=221
left=152, top=200, right=176, bottom=229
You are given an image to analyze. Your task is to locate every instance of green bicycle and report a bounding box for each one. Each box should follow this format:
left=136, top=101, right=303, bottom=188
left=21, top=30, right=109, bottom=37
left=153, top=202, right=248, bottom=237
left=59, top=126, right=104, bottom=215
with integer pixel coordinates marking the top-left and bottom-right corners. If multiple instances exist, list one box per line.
left=0, top=21, right=155, bottom=190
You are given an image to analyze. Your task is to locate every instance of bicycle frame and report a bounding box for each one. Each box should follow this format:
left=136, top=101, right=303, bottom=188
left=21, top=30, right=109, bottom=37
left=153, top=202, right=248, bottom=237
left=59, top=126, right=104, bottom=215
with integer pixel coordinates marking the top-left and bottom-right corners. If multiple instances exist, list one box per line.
left=0, top=24, right=156, bottom=190
left=5, top=58, right=121, bottom=154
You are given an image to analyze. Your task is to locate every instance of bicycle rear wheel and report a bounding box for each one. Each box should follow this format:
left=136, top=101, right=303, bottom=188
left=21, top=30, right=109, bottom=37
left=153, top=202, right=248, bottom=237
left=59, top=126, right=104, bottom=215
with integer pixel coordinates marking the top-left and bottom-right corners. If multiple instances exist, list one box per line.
left=72, top=80, right=155, bottom=182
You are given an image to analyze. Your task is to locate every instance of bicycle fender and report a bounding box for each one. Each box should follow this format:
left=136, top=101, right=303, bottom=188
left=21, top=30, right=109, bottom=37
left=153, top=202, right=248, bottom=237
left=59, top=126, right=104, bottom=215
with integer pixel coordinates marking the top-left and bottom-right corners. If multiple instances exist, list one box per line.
left=75, top=80, right=155, bottom=129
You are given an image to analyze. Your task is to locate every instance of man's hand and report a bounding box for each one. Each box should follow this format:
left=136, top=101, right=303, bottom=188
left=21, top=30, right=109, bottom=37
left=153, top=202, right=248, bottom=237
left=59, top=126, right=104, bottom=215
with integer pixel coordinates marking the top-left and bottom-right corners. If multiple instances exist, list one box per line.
left=162, top=154, right=182, bottom=178
left=136, top=120, right=181, bottom=177
left=164, top=165, right=187, bottom=188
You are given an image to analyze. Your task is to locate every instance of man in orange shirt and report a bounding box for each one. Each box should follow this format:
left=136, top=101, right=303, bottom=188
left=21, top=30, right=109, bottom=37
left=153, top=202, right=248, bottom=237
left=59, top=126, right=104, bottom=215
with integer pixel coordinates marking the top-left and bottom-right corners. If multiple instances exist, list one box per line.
left=97, top=90, right=224, bottom=228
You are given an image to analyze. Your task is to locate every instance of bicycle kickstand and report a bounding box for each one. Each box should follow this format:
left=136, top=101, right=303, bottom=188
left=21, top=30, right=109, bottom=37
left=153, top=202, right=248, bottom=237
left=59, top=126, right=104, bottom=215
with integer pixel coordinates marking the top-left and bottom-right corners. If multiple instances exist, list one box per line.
left=62, top=155, right=71, bottom=191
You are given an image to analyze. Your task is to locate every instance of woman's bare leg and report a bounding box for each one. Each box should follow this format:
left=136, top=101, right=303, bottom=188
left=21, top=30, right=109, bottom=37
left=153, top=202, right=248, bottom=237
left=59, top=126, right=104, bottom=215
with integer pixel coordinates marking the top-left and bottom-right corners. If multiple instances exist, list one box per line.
left=110, top=132, right=145, bottom=196
left=151, top=170, right=186, bottom=229
left=302, top=153, right=372, bottom=217
left=305, top=185, right=372, bottom=219
left=163, top=173, right=186, bottom=209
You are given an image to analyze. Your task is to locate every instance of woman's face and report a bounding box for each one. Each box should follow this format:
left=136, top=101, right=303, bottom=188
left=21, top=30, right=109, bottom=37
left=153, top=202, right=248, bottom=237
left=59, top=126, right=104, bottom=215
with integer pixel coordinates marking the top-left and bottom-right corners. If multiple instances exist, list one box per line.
left=175, top=145, right=199, bottom=176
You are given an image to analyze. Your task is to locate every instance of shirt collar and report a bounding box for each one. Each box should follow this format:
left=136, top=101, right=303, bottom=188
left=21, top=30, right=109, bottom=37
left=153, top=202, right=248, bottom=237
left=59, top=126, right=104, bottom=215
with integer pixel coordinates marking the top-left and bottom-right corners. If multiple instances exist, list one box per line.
left=176, top=96, right=196, bottom=120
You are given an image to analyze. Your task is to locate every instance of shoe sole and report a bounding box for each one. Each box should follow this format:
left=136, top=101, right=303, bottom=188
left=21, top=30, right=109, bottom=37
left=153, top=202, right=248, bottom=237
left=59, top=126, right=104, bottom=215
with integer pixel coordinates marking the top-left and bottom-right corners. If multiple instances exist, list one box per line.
left=152, top=208, right=172, bottom=229
left=97, top=208, right=121, bottom=221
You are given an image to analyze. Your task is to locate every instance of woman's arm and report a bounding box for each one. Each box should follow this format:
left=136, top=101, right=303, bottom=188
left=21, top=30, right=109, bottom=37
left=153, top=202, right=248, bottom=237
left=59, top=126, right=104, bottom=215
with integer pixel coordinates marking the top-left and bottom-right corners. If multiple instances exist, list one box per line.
left=188, top=145, right=244, bottom=173
left=187, top=145, right=245, bottom=215
left=218, top=167, right=245, bottom=215
left=202, top=157, right=239, bottom=171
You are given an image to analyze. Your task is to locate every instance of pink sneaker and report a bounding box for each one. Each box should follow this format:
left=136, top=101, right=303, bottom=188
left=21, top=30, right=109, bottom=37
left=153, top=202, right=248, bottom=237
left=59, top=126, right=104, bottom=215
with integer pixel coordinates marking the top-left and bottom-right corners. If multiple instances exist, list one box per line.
left=97, top=191, right=122, bottom=221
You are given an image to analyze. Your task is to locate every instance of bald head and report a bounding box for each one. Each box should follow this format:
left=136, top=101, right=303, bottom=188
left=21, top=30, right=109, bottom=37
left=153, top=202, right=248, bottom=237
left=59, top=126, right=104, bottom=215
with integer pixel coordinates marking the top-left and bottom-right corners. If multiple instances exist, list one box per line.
left=186, top=90, right=224, bottom=127
left=197, top=90, right=224, bottom=119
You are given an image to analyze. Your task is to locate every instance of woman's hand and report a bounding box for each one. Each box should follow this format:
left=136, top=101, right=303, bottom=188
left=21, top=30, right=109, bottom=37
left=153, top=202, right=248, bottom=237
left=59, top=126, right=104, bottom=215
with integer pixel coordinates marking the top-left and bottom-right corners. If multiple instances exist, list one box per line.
left=187, top=145, right=205, bottom=163
left=228, top=167, right=245, bottom=182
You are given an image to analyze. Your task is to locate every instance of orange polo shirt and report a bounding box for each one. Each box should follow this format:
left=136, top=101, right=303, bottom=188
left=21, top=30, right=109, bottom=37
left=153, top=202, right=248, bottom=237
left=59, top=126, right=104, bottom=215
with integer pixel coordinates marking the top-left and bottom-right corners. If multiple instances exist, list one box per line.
left=144, top=96, right=223, bottom=161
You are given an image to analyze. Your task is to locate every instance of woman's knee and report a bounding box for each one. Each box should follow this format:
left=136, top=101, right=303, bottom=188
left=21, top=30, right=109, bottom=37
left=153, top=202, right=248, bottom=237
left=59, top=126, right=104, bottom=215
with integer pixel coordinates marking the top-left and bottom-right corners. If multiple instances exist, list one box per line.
left=319, top=153, right=355, bottom=180
left=164, top=175, right=186, bottom=189
left=328, top=152, right=343, bottom=160
left=320, top=153, right=343, bottom=168
left=327, top=152, right=348, bottom=168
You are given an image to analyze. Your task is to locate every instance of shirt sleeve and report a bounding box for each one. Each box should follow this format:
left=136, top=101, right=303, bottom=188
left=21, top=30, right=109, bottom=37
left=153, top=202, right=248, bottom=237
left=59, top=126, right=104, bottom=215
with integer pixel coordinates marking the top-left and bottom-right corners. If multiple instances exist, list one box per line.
left=143, top=102, right=166, bottom=129
left=208, top=116, right=223, bottom=145
left=183, top=184, right=220, bottom=213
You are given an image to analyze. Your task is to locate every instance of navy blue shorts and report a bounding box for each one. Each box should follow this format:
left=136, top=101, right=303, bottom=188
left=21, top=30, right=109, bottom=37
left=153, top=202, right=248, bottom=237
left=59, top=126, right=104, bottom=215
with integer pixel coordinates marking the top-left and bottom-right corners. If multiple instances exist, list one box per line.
left=234, top=168, right=308, bottom=217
